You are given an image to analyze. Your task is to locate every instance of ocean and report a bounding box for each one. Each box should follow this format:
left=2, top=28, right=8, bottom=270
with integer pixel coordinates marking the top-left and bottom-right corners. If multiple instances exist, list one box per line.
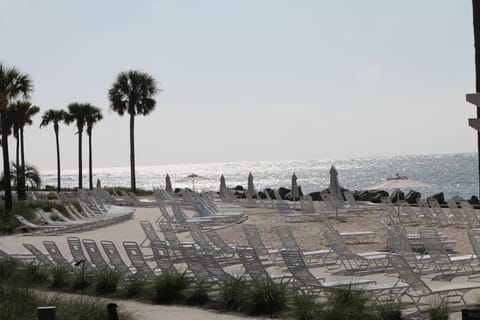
left=40, top=153, right=479, bottom=200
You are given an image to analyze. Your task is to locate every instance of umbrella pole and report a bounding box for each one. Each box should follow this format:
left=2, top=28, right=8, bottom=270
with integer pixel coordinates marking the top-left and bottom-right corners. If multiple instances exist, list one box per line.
left=193, top=179, right=195, bottom=192
left=396, top=188, right=400, bottom=217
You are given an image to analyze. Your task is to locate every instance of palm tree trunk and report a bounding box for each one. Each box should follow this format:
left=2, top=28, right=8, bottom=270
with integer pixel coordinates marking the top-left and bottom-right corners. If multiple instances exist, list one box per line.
left=55, top=125, right=61, bottom=192
left=88, top=132, right=93, bottom=190
left=78, top=129, right=83, bottom=189
left=17, top=127, right=26, bottom=200
left=129, top=114, right=136, bottom=192
left=1, top=109, right=12, bottom=213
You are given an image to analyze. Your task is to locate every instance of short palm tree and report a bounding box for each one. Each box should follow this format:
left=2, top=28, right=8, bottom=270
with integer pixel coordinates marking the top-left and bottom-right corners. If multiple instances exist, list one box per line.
left=8, top=100, right=40, bottom=200
left=0, top=63, right=33, bottom=213
left=10, top=163, right=41, bottom=189
left=108, top=70, right=160, bottom=192
left=40, top=109, right=69, bottom=192
left=66, top=102, right=93, bottom=189
left=85, top=106, right=103, bottom=189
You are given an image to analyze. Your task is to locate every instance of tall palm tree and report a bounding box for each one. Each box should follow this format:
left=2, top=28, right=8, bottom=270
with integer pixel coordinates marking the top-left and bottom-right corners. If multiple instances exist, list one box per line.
left=108, top=70, right=159, bottom=192
left=40, top=109, right=69, bottom=192
left=85, top=106, right=103, bottom=190
left=8, top=100, right=39, bottom=200
left=0, top=63, right=33, bottom=213
left=65, top=102, right=92, bottom=189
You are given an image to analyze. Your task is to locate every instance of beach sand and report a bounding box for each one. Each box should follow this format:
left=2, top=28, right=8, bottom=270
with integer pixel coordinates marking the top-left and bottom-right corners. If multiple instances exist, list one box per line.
left=1, top=201, right=477, bottom=319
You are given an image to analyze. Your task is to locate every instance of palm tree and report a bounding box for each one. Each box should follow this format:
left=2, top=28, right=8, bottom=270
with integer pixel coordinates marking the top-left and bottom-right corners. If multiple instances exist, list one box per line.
left=10, top=163, right=41, bottom=189
left=40, top=109, right=69, bottom=192
left=0, top=63, right=33, bottom=213
left=8, top=100, right=39, bottom=200
left=65, top=102, right=92, bottom=189
left=85, top=106, right=103, bottom=190
left=108, top=70, right=159, bottom=192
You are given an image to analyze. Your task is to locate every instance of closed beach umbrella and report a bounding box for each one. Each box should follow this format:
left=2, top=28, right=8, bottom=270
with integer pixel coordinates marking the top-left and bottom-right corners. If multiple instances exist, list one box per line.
left=247, top=172, right=255, bottom=196
left=220, top=174, right=228, bottom=197
left=96, top=179, right=101, bottom=189
left=165, top=174, right=173, bottom=193
left=329, top=166, right=343, bottom=218
left=291, top=173, right=299, bottom=208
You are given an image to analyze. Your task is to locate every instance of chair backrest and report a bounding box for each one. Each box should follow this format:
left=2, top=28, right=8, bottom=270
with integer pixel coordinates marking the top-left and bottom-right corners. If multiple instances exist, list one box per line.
left=418, top=229, right=451, bottom=269
left=36, top=208, right=56, bottom=225
left=468, top=229, right=480, bottom=257
left=322, top=229, right=352, bottom=256
left=343, top=190, right=359, bottom=208
left=236, top=246, right=271, bottom=281
left=386, top=225, right=412, bottom=254
left=274, top=225, right=299, bottom=250
left=280, top=249, right=321, bottom=288
left=101, top=240, right=130, bottom=274
left=67, top=236, right=92, bottom=268
left=140, top=220, right=161, bottom=243
left=276, top=202, right=294, bottom=215
left=205, top=231, right=235, bottom=255
left=459, top=200, right=479, bottom=227
left=23, top=243, right=55, bottom=267
left=123, top=241, right=153, bottom=276
left=158, top=222, right=181, bottom=247
left=150, top=240, right=177, bottom=274
left=428, top=199, right=449, bottom=225
left=416, top=200, right=436, bottom=225
left=274, top=189, right=285, bottom=202
left=300, top=196, right=315, bottom=214
left=43, top=240, right=72, bottom=269
left=387, top=254, right=430, bottom=292
left=82, top=239, right=109, bottom=269
left=179, top=243, right=212, bottom=282
left=189, top=227, right=215, bottom=253
left=242, top=224, right=268, bottom=255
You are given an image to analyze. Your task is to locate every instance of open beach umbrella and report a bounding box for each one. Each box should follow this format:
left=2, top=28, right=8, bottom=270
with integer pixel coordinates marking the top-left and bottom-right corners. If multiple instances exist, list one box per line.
left=247, top=172, right=255, bottom=196
left=165, top=174, right=173, bottom=193
left=177, top=173, right=208, bottom=192
left=329, top=166, right=343, bottom=218
left=366, top=174, right=430, bottom=190
left=291, top=173, right=299, bottom=208
left=366, top=173, right=430, bottom=214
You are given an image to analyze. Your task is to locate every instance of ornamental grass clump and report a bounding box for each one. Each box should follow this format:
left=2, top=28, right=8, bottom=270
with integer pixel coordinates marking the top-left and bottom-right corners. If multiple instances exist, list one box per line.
left=50, top=266, right=71, bottom=289
left=215, top=275, right=249, bottom=311
left=240, top=279, right=289, bottom=316
left=290, top=291, right=323, bottom=320
left=120, top=274, right=148, bottom=299
left=322, top=285, right=374, bottom=320
left=92, top=268, right=121, bottom=295
left=185, top=281, right=210, bottom=306
left=151, top=272, right=188, bottom=304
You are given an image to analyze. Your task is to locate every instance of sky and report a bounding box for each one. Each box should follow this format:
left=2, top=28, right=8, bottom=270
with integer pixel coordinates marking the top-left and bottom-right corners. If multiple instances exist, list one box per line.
left=1, top=0, right=478, bottom=171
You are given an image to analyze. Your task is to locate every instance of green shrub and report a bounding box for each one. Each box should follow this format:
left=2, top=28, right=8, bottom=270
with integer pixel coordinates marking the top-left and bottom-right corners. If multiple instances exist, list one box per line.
left=22, top=263, right=49, bottom=286
left=0, top=282, right=39, bottom=320
left=71, top=272, right=91, bottom=292
left=215, top=275, right=248, bottom=311
left=428, top=301, right=449, bottom=320
left=290, top=291, right=322, bottom=320
left=47, top=192, right=57, bottom=200
left=151, top=272, right=188, bottom=304
left=121, top=274, right=148, bottom=299
left=322, top=285, right=373, bottom=320
left=375, top=300, right=403, bottom=320
left=92, top=268, right=121, bottom=295
left=50, top=267, right=71, bottom=289
left=240, top=279, right=289, bottom=316
left=185, top=281, right=210, bottom=306
left=0, top=259, right=20, bottom=280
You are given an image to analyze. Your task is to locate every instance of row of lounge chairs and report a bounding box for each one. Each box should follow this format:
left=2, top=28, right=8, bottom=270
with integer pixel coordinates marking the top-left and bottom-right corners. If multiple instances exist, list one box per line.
left=6, top=218, right=480, bottom=316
